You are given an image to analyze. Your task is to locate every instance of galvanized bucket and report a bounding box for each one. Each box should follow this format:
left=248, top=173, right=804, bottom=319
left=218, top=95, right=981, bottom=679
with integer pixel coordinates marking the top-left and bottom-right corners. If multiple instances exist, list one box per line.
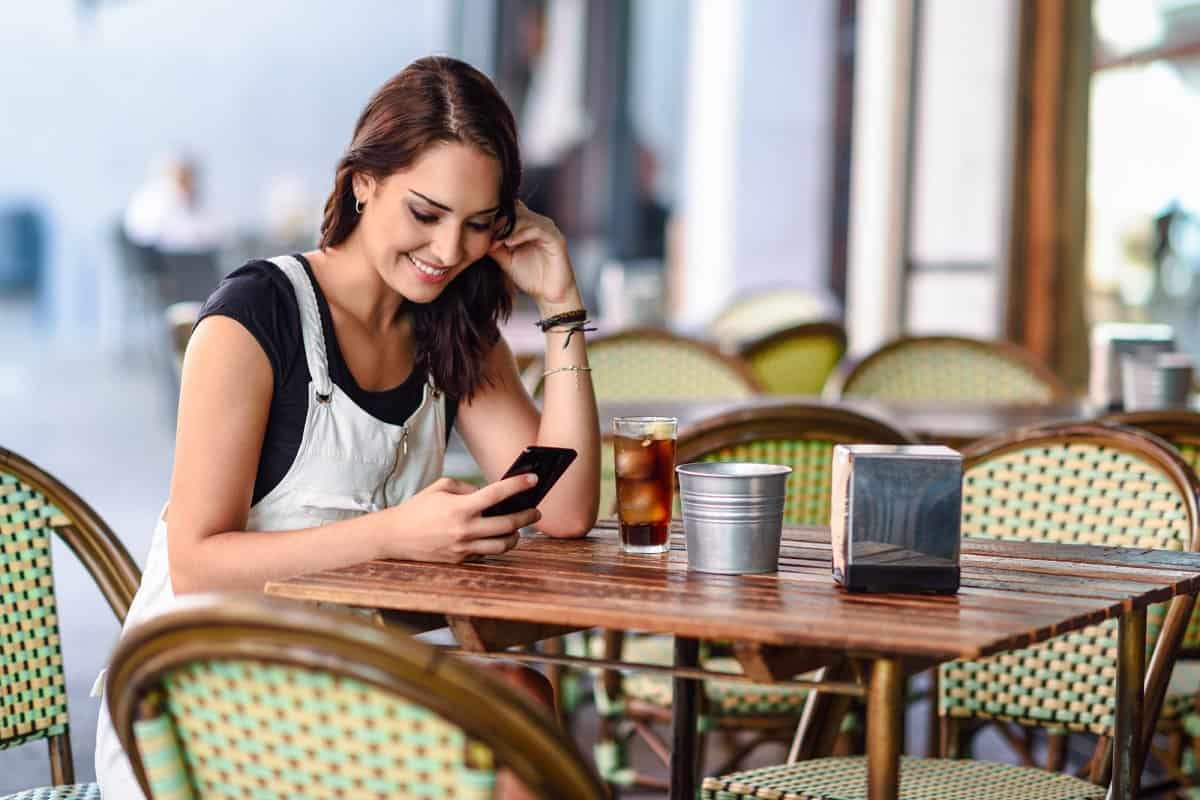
left=675, top=462, right=792, bottom=574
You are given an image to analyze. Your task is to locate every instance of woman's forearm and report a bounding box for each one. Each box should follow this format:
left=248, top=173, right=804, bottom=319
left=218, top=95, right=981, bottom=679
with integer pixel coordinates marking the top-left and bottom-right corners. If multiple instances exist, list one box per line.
left=168, top=513, right=387, bottom=594
left=533, top=296, right=601, bottom=536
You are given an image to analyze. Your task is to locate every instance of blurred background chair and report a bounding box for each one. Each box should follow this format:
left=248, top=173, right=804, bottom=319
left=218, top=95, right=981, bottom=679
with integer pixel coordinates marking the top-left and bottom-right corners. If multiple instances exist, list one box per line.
left=706, top=286, right=843, bottom=353
left=702, top=422, right=1199, bottom=799
left=737, top=322, right=848, bottom=396
left=106, top=593, right=606, bottom=800
left=0, top=446, right=140, bottom=800
left=594, top=404, right=916, bottom=791
left=826, top=335, right=1072, bottom=403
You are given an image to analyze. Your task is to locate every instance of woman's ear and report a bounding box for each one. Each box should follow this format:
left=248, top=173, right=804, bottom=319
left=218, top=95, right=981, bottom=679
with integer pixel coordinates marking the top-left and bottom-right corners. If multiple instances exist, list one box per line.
left=351, top=172, right=377, bottom=202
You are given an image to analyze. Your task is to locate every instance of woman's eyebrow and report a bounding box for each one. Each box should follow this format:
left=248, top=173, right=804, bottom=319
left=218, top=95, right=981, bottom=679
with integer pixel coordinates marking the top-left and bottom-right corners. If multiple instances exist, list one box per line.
left=409, top=190, right=499, bottom=217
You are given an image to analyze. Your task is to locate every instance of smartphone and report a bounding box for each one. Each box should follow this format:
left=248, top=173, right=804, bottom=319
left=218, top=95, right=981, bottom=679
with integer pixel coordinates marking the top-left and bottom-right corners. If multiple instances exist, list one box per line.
left=480, top=445, right=578, bottom=517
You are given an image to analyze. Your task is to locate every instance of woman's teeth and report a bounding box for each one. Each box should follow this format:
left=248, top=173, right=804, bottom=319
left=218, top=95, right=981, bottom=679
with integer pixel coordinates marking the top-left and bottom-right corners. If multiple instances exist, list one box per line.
left=408, top=254, right=450, bottom=277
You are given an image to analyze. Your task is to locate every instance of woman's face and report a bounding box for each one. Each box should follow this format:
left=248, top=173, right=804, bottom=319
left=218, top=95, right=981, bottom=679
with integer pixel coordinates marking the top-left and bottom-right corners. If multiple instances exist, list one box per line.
left=354, top=141, right=503, bottom=303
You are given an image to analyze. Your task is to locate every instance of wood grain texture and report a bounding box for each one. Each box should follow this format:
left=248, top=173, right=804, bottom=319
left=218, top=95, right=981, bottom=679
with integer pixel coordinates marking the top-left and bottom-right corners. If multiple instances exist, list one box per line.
left=265, top=521, right=1200, bottom=662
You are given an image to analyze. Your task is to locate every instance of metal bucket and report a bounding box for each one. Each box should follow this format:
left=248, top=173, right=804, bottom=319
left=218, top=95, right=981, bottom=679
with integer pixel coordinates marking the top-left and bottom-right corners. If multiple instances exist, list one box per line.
left=676, top=462, right=792, bottom=574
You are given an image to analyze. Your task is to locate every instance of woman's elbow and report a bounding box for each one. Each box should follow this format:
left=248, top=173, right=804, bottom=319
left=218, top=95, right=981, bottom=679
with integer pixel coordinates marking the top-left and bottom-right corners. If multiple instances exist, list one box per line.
left=538, top=509, right=598, bottom=538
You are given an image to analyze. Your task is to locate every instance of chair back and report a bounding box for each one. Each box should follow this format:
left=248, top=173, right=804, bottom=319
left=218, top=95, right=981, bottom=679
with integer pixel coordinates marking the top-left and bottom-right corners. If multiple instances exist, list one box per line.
left=707, top=286, right=841, bottom=348
left=1, top=446, right=140, bottom=783
left=675, top=404, right=917, bottom=525
left=565, top=327, right=760, bottom=402
left=940, top=424, right=1199, bottom=754
left=106, top=594, right=607, bottom=800
left=738, top=322, right=847, bottom=396
left=1101, top=409, right=1200, bottom=653
left=828, top=335, right=1070, bottom=403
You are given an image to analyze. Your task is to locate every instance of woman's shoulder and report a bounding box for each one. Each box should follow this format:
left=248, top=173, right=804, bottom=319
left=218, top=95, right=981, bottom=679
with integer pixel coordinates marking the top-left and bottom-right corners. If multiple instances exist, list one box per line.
left=197, top=259, right=304, bottom=383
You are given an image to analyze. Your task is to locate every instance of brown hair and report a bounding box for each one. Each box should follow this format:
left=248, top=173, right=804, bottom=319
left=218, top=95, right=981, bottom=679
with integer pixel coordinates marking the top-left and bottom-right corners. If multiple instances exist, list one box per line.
left=319, top=56, right=520, bottom=400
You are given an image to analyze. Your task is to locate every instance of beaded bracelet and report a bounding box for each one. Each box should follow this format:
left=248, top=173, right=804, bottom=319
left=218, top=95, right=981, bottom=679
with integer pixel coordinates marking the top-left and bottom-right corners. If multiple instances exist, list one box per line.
left=535, top=308, right=588, bottom=331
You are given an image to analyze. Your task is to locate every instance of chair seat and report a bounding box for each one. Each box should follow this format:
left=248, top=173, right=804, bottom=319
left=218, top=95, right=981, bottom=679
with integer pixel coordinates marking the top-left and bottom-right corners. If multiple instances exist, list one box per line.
left=701, top=757, right=1106, bottom=800
left=0, top=784, right=101, bottom=800
left=595, top=634, right=812, bottom=716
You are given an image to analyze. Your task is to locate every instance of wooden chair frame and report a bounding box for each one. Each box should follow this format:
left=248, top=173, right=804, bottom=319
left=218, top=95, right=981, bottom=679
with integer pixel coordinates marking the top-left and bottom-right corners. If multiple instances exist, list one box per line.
left=825, top=334, right=1073, bottom=402
left=106, top=593, right=608, bottom=800
left=945, top=422, right=1200, bottom=785
left=1, top=445, right=141, bottom=786
left=600, top=404, right=916, bottom=788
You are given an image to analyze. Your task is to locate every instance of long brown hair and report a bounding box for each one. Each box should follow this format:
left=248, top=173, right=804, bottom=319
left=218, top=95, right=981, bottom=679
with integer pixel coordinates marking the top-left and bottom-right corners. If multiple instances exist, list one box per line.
left=319, top=56, right=520, bottom=400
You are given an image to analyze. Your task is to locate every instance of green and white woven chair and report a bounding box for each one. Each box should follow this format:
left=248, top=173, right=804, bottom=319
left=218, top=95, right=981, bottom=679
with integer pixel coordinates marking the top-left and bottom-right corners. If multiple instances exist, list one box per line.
left=825, top=335, right=1071, bottom=404
left=707, top=286, right=842, bottom=351
left=1, top=446, right=141, bottom=800
left=596, top=404, right=917, bottom=790
left=1099, top=410, right=1200, bottom=789
left=738, top=322, right=848, bottom=397
left=105, top=592, right=607, bottom=800
left=701, top=423, right=1200, bottom=799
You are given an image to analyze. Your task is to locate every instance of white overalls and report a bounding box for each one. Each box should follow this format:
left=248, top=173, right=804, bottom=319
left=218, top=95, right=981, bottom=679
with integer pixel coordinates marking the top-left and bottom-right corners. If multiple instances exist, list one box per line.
left=94, top=255, right=447, bottom=798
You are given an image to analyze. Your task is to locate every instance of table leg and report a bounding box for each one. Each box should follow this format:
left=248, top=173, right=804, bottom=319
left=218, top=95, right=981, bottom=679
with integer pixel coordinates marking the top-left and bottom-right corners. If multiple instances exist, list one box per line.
left=670, top=636, right=701, bottom=800
left=867, top=657, right=903, bottom=800
left=790, top=658, right=853, bottom=762
left=1108, top=608, right=1146, bottom=800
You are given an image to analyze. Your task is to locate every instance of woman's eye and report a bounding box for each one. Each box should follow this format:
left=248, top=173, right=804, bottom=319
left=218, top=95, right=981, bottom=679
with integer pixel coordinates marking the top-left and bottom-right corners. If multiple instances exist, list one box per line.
left=467, top=221, right=492, bottom=233
left=410, top=208, right=438, bottom=225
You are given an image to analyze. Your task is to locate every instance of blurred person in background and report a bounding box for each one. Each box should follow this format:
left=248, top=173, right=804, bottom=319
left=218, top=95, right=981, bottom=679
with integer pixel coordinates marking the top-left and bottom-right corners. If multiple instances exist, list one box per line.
left=123, top=153, right=219, bottom=253
left=96, top=56, right=600, bottom=799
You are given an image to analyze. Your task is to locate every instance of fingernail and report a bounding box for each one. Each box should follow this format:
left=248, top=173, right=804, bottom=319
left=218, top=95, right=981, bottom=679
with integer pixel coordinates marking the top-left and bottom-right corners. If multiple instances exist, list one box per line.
left=526, top=474, right=539, bottom=486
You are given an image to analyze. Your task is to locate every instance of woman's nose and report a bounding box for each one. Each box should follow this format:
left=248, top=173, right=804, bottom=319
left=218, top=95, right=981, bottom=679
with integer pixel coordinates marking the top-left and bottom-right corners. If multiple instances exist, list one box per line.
left=431, top=226, right=463, bottom=266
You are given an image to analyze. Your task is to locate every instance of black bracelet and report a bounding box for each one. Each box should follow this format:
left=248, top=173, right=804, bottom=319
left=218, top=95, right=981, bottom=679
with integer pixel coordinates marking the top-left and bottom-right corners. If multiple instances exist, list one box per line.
left=535, top=308, right=588, bottom=331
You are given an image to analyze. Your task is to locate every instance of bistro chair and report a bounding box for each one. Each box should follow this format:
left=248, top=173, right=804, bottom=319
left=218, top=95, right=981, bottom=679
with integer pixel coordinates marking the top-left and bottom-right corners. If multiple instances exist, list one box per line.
left=826, top=334, right=1071, bottom=404
left=707, top=286, right=842, bottom=350
left=105, top=593, right=607, bottom=800
left=738, top=322, right=848, bottom=396
left=702, top=422, right=1200, bottom=799
left=596, top=404, right=917, bottom=790
left=1099, top=409, right=1200, bottom=787
left=1, top=446, right=141, bottom=800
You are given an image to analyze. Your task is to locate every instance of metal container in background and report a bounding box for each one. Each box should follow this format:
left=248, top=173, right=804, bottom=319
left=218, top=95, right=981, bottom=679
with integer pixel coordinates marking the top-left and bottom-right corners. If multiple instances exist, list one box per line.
left=1120, top=352, right=1194, bottom=411
left=676, top=462, right=792, bottom=574
left=1089, top=322, right=1175, bottom=410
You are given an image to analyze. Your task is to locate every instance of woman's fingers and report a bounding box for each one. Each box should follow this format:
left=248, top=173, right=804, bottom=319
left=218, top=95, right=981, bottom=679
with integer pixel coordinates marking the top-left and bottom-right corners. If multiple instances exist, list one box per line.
left=464, top=508, right=541, bottom=539
left=464, top=532, right=521, bottom=557
left=470, top=472, right=538, bottom=513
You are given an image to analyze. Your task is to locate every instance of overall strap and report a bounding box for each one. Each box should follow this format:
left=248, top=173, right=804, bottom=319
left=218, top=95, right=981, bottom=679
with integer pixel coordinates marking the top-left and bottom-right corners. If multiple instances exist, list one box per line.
left=269, top=255, right=333, bottom=399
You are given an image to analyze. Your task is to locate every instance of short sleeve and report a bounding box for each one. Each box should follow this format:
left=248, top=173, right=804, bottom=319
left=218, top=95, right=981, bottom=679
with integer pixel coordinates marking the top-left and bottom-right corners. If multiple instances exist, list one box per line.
left=195, top=260, right=303, bottom=389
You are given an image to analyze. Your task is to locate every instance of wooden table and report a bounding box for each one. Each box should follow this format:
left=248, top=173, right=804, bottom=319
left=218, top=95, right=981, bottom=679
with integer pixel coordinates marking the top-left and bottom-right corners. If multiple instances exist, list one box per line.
left=265, top=522, right=1200, bottom=800
left=601, top=396, right=1093, bottom=447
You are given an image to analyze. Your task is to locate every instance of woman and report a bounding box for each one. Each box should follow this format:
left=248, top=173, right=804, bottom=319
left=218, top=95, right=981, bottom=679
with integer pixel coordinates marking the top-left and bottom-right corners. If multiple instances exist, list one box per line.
left=95, top=56, right=600, bottom=797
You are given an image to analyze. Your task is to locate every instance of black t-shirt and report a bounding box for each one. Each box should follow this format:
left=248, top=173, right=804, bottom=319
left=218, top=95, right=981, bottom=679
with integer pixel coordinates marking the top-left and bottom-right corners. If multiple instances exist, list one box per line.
left=196, top=254, right=458, bottom=504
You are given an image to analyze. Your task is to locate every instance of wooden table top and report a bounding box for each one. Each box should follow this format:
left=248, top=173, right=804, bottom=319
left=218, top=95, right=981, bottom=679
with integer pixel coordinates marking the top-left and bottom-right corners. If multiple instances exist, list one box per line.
left=599, top=396, right=1093, bottom=445
left=265, top=521, right=1200, bottom=663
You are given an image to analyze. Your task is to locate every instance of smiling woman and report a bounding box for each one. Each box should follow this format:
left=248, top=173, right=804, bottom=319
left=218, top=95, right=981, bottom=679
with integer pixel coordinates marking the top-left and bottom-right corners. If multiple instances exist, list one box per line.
left=92, top=56, right=600, bottom=800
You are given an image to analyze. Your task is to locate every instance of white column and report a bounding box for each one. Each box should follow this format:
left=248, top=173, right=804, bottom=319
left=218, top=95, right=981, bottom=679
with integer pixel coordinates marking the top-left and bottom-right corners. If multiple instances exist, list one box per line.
left=844, top=0, right=916, bottom=355
left=673, top=0, right=743, bottom=329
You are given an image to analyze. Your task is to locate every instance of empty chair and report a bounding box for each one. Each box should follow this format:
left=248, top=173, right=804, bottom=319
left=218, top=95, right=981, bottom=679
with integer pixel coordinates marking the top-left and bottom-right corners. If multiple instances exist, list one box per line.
left=738, top=322, right=848, bottom=396
left=702, top=423, right=1199, bottom=799
left=827, top=335, right=1071, bottom=403
left=707, top=286, right=842, bottom=350
left=105, top=593, right=606, bottom=800
left=0, top=446, right=140, bottom=800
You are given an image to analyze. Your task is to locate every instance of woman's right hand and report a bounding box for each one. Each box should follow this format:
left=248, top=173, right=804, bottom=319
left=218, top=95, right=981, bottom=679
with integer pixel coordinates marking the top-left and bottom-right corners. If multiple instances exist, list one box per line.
left=381, top=474, right=542, bottom=563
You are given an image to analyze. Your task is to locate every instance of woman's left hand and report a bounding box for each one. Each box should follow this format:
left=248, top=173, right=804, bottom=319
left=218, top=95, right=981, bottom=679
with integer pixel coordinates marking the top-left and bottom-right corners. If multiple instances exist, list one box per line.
left=488, top=201, right=582, bottom=314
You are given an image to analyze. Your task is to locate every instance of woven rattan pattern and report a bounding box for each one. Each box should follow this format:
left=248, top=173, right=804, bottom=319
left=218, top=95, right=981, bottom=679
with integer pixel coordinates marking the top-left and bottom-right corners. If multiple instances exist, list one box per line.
left=157, top=660, right=495, bottom=800
left=1, top=473, right=70, bottom=750
left=589, top=339, right=757, bottom=400
left=700, top=757, right=1106, bottom=799
left=746, top=335, right=842, bottom=396
left=0, top=785, right=102, bottom=800
left=842, top=342, right=1057, bottom=402
left=940, top=443, right=1192, bottom=734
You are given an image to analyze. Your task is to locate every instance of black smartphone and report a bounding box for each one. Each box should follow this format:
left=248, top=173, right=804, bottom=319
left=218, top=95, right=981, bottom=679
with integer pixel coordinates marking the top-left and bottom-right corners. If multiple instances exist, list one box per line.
left=480, top=445, right=578, bottom=517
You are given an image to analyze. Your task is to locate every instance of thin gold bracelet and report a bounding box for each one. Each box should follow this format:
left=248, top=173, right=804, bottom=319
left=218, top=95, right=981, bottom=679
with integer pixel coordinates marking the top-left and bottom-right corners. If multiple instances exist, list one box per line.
left=542, top=364, right=593, bottom=388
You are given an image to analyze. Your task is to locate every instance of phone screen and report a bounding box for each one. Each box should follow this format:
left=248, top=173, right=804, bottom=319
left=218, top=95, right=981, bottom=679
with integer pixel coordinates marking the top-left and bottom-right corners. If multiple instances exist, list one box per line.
left=480, top=445, right=578, bottom=517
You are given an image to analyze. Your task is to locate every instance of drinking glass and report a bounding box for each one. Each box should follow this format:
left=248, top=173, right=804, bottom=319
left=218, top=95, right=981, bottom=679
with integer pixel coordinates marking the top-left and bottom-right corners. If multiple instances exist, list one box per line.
left=612, top=416, right=678, bottom=554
